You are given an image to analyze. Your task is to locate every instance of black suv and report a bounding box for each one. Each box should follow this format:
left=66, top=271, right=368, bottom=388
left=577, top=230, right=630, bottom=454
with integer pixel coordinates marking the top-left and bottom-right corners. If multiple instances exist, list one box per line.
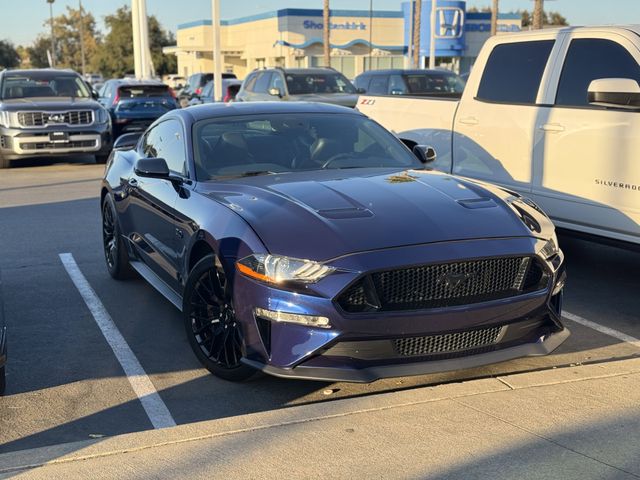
left=178, top=72, right=237, bottom=107
left=353, top=69, right=466, bottom=97
left=0, top=69, right=113, bottom=168
left=235, top=67, right=360, bottom=107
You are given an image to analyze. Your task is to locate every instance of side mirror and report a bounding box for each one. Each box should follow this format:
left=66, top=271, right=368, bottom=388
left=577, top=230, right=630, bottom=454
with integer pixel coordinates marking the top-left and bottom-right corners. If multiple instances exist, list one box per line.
left=268, top=87, right=282, bottom=97
left=134, top=157, right=170, bottom=178
left=588, top=78, right=640, bottom=110
left=113, top=132, right=142, bottom=150
left=413, top=145, right=437, bottom=164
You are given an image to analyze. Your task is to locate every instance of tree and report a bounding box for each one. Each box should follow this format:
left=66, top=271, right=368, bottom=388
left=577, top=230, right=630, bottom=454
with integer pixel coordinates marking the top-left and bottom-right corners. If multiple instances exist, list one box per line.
left=0, top=40, right=20, bottom=69
left=520, top=10, right=532, bottom=27
left=26, top=35, right=52, bottom=68
left=323, top=0, right=330, bottom=67
left=92, top=6, right=176, bottom=77
left=49, top=6, right=101, bottom=72
left=546, top=11, right=568, bottom=26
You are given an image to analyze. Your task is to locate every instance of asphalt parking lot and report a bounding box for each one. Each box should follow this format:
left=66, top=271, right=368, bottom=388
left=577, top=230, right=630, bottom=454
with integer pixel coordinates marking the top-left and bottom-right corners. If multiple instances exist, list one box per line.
left=1, top=157, right=639, bottom=456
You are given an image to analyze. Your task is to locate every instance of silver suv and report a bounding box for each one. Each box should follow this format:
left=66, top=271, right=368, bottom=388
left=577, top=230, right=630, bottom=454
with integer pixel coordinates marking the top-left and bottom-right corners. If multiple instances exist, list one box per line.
left=236, top=67, right=361, bottom=108
left=0, top=69, right=113, bottom=168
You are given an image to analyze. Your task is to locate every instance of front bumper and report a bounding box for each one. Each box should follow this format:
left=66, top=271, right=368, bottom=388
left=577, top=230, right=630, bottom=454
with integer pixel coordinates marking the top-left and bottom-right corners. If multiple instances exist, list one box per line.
left=0, top=124, right=112, bottom=160
left=233, top=237, right=568, bottom=383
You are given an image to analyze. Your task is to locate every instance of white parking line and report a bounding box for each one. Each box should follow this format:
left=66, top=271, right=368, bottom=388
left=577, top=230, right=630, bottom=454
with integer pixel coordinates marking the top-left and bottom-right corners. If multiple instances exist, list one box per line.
left=59, top=253, right=176, bottom=429
left=563, top=310, right=640, bottom=349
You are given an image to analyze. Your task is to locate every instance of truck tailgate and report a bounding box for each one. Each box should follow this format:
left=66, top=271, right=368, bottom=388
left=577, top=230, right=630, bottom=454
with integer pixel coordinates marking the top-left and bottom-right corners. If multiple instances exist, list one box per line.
left=356, top=95, right=459, bottom=173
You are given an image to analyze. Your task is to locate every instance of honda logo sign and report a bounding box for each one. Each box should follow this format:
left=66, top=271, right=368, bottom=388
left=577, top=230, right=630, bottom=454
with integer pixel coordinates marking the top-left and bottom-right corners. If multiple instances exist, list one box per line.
left=436, top=7, right=464, bottom=39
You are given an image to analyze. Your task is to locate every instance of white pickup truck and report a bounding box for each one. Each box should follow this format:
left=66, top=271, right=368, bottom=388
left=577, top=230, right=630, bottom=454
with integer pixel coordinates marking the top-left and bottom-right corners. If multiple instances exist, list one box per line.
left=358, top=26, right=640, bottom=248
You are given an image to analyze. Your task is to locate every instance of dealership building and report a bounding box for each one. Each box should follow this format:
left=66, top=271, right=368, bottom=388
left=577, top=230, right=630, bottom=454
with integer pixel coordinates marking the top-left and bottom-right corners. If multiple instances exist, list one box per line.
left=164, top=1, right=522, bottom=79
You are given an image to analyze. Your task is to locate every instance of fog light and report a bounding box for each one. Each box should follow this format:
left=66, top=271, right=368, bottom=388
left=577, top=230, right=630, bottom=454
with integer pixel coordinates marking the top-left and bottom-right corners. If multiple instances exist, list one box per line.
left=255, top=307, right=331, bottom=329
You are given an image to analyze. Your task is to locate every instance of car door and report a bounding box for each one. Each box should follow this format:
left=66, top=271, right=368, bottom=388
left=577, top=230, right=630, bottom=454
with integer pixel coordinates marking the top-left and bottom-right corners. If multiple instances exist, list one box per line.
left=531, top=31, right=640, bottom=241
left=127, top=119, right=187, bottom=289
left=452, top=36, right=558, bottom=192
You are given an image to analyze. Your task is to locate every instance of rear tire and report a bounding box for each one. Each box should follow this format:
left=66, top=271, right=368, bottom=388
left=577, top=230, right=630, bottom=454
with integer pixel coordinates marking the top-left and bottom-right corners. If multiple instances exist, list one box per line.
left=0, top=155, right=9, bottom=169
left=101, top=195, right=135, bottom=280
left=183, top=254, right=255, bottom=382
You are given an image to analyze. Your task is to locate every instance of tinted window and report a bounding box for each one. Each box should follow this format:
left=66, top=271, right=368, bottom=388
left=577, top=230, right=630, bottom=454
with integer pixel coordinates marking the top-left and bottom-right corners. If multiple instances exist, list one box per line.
left=285, top=73, right=356, bottom=94
left=477, top=40, right=554, bottom=104
left=192, top=113, right=420, bottom=180
left=389, top=75, right=406, bottom=94
left=118, top=85, right=170, bottom=98
left=142, top=120, right=187, bottom=175
left=403, top=73, right=465, bottom=95
left=201, top=81, right=213, bottom=98
left=244, top=73, right=258, bottom=92
left=1, top=72, right=92, bottom=99
left=353, top=75, right=371, bottom=91
left=556, top=38, right=640, bottom=106
left=254, top=73, right=272, bottom=93
left=269, top=73, right=285, bottom=92
left=367, top=76, right=389, bottom=95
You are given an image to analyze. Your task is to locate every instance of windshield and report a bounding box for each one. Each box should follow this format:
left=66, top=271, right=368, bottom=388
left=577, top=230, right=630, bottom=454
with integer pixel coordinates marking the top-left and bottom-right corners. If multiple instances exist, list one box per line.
left=1, top=72, right=92, bottom=100
left=403, top=73, right=465, bottom=95
left=285, top=73, right=357, bottom=95
left=193, top=113, right=421, bottom=180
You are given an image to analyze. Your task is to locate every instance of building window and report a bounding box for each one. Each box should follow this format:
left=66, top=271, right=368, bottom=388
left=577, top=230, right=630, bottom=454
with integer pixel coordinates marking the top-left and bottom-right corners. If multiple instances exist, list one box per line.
left=255, top=58, right=265, bottom=69
left=363, top=56, right=404, bottom=71
left=310, top=56, right=355, bottom=79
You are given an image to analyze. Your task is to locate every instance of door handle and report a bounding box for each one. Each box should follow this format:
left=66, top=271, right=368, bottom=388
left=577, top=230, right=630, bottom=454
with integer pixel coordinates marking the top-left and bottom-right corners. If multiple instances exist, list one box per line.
left=128, top=178, right=138, bottom=187
left=539, top=123, right=565, bottom=133
left=458, top=116, right=479, bottom=126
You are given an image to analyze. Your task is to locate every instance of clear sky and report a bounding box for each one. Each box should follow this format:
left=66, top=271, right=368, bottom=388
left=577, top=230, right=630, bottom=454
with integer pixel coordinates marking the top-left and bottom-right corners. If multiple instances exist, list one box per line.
left=1, top=0, right=639, bottom=47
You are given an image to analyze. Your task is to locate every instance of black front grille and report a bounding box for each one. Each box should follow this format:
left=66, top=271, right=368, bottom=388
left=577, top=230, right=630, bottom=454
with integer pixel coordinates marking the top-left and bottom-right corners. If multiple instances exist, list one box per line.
left=18, top=110, right=93, bottom=127
left=337, top=256, right=547, bottom=313
left=20, top=140, right=96, bottom=150
left=395, top=325, right=503, bottom=357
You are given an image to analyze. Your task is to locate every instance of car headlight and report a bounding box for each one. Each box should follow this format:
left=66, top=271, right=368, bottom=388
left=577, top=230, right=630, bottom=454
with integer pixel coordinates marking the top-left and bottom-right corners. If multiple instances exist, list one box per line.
left=0, top=111, right=12, bottom=128
left=95, top=108, right=110, bottom=124
left=236, top=254, right=335, bottom=284
left=539, top=233, right=559, bottom=259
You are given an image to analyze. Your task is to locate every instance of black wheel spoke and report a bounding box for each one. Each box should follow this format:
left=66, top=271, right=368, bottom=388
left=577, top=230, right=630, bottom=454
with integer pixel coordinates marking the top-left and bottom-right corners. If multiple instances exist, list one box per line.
left=188, top=267, right=242, bottom=370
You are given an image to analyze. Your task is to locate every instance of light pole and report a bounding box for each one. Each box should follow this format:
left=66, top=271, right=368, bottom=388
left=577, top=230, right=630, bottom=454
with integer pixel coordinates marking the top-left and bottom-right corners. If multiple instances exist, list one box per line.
left=211, top=0, right=222, bottom=101
left=79, top=0, right=86, bottom=75
left=428, top=0, right=436, bottom=69
left=46, top=0, right=56, bottom=67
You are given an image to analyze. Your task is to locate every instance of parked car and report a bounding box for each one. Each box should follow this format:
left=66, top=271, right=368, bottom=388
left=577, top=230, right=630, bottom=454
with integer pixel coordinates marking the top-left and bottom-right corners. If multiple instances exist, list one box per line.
left=358, top=26, right=640, bottom=248
left=163, top=74, right=186, bottom=90
left=235, top=67, right=361, bottom=107
left=98, top=79, right=178, bottom=138
left=179, top=72, right=238, bottom=107
left=0, top=269, right=6, bottom=395
left=187, top=79, right=242, bottom=106
left=0, top=68, right=113, bottom=168
left=101, top=101, right=567, bottom=383
left=84, top=73, right=104, bottom=85
left=354, top=69, right=466, bottom=97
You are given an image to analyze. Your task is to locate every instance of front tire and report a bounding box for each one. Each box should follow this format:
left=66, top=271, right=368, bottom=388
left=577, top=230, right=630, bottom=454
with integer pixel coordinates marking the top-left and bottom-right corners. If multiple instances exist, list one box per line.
left=102, top=195, right=134, bottom=280
left=0, top=155, right=9, bottom=169
left=95, top=154, right=110, bottom=165
left=183, top=255, right=255, bottom=381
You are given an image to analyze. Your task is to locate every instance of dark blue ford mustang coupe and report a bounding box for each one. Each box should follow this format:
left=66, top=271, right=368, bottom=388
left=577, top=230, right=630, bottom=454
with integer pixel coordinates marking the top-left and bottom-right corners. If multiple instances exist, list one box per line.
left=101, top=102, right=568, bottom=382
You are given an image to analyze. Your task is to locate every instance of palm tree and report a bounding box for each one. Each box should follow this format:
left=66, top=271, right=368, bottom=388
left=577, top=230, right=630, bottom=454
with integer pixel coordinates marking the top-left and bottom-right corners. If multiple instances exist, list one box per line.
left=412, top=0, right=422, bottom=68
left=491, top=0, right=499, bottom=36
left=533, top=0, right=544, bottom=29
left=323, top=0, right=330, bottom=67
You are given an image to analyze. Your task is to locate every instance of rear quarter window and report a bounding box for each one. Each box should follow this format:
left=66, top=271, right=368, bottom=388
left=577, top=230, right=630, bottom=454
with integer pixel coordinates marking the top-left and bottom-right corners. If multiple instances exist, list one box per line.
left=477, top=40, right=555, bottom=104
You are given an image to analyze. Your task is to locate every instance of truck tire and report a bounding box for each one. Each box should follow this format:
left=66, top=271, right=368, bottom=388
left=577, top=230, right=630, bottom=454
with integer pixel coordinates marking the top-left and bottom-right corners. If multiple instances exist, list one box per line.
left=0, top=366, right=5, bottom=396
left=95, top=154, right=110, bottom=165
left=0, top=155, right=9, bottom=169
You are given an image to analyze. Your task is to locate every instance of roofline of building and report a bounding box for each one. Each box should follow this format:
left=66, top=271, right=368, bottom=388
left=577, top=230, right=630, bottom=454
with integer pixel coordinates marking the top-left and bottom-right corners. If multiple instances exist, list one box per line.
left=178, top=8, right=405, bottom=30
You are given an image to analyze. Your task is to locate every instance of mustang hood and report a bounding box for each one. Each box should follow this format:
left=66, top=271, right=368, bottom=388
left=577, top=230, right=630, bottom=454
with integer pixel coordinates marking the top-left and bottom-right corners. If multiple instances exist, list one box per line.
left=201, top=168, right=539, bottom=261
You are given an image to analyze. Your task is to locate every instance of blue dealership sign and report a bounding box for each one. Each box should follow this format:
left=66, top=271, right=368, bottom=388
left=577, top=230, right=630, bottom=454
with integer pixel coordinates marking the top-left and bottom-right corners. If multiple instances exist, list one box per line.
left=402, top=0, right=466, bottom=57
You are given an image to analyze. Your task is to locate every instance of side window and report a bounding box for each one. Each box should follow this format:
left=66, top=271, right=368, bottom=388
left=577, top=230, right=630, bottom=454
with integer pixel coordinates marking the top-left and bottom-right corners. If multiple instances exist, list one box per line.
left=368, top=76, right=389, bottom=95
left=254, top=72, right=272, bottom=93
left=353, top=75, right=371, bottom=91
left=269, top=73, right=285, bottom=92
left=388, top=74, right=406, bottom=94
left=142, top=120, right=187, bottom=176
left=477, top=40, right=554, bottom=104
left=556, top=38, right=640, bottom=107
left=244, top=73, right=258, bottom=92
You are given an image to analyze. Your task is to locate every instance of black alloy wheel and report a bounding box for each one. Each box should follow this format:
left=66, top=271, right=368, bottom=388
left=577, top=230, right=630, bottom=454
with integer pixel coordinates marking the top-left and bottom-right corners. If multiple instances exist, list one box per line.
left=183, top=255, right=255, bottom=381
left=102, top=195, right=134, bottom=280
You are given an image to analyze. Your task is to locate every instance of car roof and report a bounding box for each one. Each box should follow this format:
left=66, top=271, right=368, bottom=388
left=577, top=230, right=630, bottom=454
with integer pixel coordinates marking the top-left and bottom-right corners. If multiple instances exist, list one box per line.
left=109, top=79, right=167, bottom=87
left=356, top=69, right=458, bottom=77
left=176, top=101, right=361, bottom=122
left=1, top=68, right=80, bottom=78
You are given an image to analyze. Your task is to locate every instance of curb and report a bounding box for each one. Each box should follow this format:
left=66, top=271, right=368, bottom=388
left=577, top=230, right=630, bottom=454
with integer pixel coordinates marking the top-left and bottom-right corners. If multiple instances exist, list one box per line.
left=2, top=356, right=640, bottom=475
